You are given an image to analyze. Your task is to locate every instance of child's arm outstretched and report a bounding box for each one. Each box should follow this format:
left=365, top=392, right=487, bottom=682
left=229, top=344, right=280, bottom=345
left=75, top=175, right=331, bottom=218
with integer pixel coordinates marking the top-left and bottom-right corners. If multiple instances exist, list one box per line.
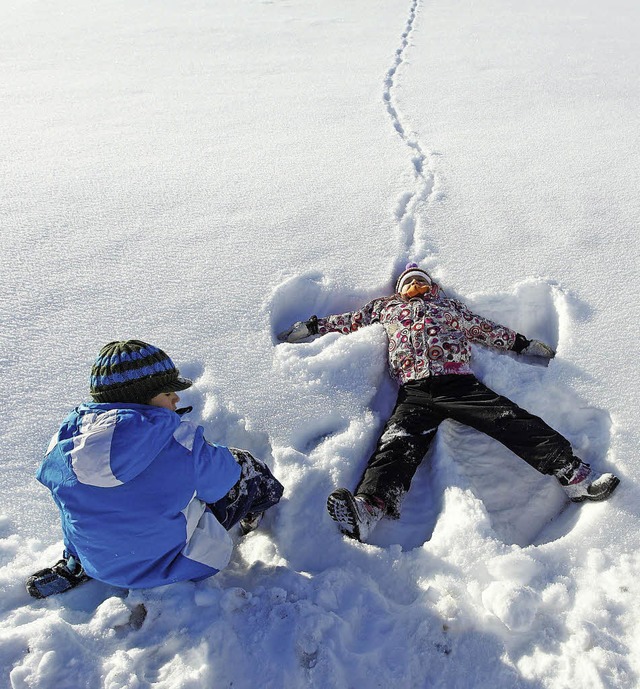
left=277, top=299, right=382, bottom=343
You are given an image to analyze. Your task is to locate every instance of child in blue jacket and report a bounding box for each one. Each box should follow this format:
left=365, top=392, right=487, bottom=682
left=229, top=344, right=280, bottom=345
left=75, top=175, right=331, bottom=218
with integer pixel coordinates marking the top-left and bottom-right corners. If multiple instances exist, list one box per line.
left=29, top=340, right=283, bottom=597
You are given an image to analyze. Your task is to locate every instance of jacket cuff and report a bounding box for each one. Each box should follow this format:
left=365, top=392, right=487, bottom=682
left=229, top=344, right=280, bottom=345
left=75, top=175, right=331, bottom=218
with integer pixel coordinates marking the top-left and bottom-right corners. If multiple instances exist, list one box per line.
left=511, top=333, right=531, bottom=354
left=307, top=315, right=319, bottom=335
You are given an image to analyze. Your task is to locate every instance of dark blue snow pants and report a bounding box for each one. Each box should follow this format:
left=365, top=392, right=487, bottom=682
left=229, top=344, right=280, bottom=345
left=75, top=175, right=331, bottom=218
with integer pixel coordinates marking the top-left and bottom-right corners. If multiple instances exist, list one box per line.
left=207, top=449, right=284, bottom=530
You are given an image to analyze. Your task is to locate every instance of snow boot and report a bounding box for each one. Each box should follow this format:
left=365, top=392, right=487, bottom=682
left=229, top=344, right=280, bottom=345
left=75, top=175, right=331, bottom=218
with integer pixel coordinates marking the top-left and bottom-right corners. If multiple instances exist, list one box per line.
left=326, top=488, right=383, bottom=542
left=26, top=555, right=90, bottom=599
left=556, top=461, right=620, bottom=502
left=239, top=511, right=264, bottom=535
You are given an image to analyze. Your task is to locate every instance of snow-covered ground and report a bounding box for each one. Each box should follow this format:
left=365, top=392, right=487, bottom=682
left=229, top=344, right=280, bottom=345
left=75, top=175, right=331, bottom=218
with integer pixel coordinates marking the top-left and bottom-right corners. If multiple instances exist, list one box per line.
left=2, top=0, right=639, bottom=686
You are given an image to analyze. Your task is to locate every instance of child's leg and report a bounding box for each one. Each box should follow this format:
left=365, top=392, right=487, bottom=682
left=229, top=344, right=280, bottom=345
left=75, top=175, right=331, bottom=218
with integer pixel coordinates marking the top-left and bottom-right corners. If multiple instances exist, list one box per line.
left=355, top=382, right=443, bottom=518
left=428, top=375, right=575, bottom=474
left=207, top=450, right=284, bottom=531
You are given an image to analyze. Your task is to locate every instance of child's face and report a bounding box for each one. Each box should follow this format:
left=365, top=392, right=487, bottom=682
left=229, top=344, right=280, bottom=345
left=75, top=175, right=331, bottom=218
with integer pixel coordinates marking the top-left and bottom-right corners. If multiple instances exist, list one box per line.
left=148, top=391, right=180, bottom=411
left=400, top=276, right=430, bottom=298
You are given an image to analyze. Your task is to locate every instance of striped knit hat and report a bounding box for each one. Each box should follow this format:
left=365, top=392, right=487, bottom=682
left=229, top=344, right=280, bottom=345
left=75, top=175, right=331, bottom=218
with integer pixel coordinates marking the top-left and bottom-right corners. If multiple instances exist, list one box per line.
left=90, top=340, right=192, bottom=404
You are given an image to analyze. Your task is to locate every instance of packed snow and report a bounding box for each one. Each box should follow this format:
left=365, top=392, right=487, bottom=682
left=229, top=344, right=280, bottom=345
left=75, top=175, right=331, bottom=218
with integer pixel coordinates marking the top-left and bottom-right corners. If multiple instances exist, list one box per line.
left=1, top=0, right=639, bottom=687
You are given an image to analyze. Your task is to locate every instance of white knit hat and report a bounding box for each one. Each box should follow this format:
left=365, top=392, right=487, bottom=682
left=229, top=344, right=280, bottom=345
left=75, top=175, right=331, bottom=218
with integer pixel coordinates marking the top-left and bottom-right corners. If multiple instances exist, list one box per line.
left=395, top=263, right=432, bottom=293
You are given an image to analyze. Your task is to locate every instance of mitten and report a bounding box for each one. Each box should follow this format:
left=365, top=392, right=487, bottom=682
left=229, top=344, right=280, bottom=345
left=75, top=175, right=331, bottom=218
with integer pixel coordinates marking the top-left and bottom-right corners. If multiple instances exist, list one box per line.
left=512, top=334, right=555, bottom=359
left=523, top=340, right=556, bottom=358
left=277, top=316, right=319, bottom=343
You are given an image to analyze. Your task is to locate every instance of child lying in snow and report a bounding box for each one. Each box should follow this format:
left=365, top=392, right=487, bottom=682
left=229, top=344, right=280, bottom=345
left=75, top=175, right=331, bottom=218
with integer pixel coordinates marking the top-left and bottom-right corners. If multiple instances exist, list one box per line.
left=30, top=340, right=283, bottom=597
left=278, top=263, right=619, bottom=542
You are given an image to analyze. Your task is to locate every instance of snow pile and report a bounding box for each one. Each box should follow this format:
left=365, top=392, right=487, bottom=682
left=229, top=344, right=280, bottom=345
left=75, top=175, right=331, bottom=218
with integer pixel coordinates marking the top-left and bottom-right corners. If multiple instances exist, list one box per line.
left=1, top=0, right=639, bottom=687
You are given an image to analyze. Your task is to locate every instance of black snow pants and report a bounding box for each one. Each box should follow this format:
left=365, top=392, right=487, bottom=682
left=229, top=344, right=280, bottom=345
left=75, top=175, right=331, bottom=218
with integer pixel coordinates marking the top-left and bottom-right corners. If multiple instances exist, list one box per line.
left=356, top=374, right=576, bottom=517
left=207, top=449, right=284, bottom=530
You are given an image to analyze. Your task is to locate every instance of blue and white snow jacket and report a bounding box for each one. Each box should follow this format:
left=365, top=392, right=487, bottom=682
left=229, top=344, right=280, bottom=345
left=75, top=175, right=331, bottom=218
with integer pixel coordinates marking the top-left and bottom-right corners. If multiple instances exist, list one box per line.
left=37, top=402, right=242, bottom=589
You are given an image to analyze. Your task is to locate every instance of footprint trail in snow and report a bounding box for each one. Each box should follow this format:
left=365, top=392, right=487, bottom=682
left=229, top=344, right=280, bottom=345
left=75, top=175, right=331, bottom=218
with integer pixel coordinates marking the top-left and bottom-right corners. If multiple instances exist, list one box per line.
left=384, top=0, right=436, bottom=268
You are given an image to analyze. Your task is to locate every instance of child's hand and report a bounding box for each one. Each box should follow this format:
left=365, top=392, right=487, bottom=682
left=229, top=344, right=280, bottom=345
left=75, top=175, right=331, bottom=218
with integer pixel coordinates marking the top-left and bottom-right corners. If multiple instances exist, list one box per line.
left=277, top=318, right=316, bottom=343
left=521, top=340, right=556, bottom=359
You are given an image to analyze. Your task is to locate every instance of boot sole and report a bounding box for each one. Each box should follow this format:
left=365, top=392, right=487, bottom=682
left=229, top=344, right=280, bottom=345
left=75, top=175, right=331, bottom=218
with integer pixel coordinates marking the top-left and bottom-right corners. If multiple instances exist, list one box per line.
left=327, top=488, right=361, bottom=541
left=239, top=511, right=264, bottom=535
left=570, top=476, right=620, bottom=503
left=26, top=564, right=90, bottom=599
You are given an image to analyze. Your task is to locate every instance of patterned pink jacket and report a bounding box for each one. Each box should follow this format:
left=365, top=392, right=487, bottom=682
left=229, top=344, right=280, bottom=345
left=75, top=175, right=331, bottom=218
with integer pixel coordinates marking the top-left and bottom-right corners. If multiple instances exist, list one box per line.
left=317, top=283, right=517, bottom=385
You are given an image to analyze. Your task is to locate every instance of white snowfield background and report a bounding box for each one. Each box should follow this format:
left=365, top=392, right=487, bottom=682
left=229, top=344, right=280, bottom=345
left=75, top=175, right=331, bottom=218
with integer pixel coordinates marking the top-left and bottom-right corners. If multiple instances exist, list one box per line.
left=1, top=0, right=639, bottom=687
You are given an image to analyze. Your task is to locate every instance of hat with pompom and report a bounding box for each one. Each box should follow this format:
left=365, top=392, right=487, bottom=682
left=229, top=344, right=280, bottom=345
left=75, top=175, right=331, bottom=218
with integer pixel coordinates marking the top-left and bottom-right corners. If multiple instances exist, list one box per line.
left=395, top=263, right=432, bottom=293
left=90, top=340, right=192, bottom=404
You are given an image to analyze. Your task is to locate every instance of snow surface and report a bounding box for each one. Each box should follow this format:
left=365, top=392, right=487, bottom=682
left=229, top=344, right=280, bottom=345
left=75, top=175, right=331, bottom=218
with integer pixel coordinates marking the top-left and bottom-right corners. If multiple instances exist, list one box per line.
left=1, top=0, right=639, bottom=687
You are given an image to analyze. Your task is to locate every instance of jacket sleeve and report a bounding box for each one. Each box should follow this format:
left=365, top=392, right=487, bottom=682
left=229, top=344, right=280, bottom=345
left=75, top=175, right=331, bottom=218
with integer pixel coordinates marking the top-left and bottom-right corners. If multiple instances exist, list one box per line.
left=454, top=299, right=517, bottom=351
left=316, top=299, right=383, bottom=336
left=189, top=427, right=242, bottom=504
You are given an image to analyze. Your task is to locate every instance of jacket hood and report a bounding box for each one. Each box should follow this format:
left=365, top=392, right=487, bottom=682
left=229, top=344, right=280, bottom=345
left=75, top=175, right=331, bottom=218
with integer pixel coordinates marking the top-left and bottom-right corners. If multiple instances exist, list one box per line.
left=59, top=402, right=182, bottom=485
